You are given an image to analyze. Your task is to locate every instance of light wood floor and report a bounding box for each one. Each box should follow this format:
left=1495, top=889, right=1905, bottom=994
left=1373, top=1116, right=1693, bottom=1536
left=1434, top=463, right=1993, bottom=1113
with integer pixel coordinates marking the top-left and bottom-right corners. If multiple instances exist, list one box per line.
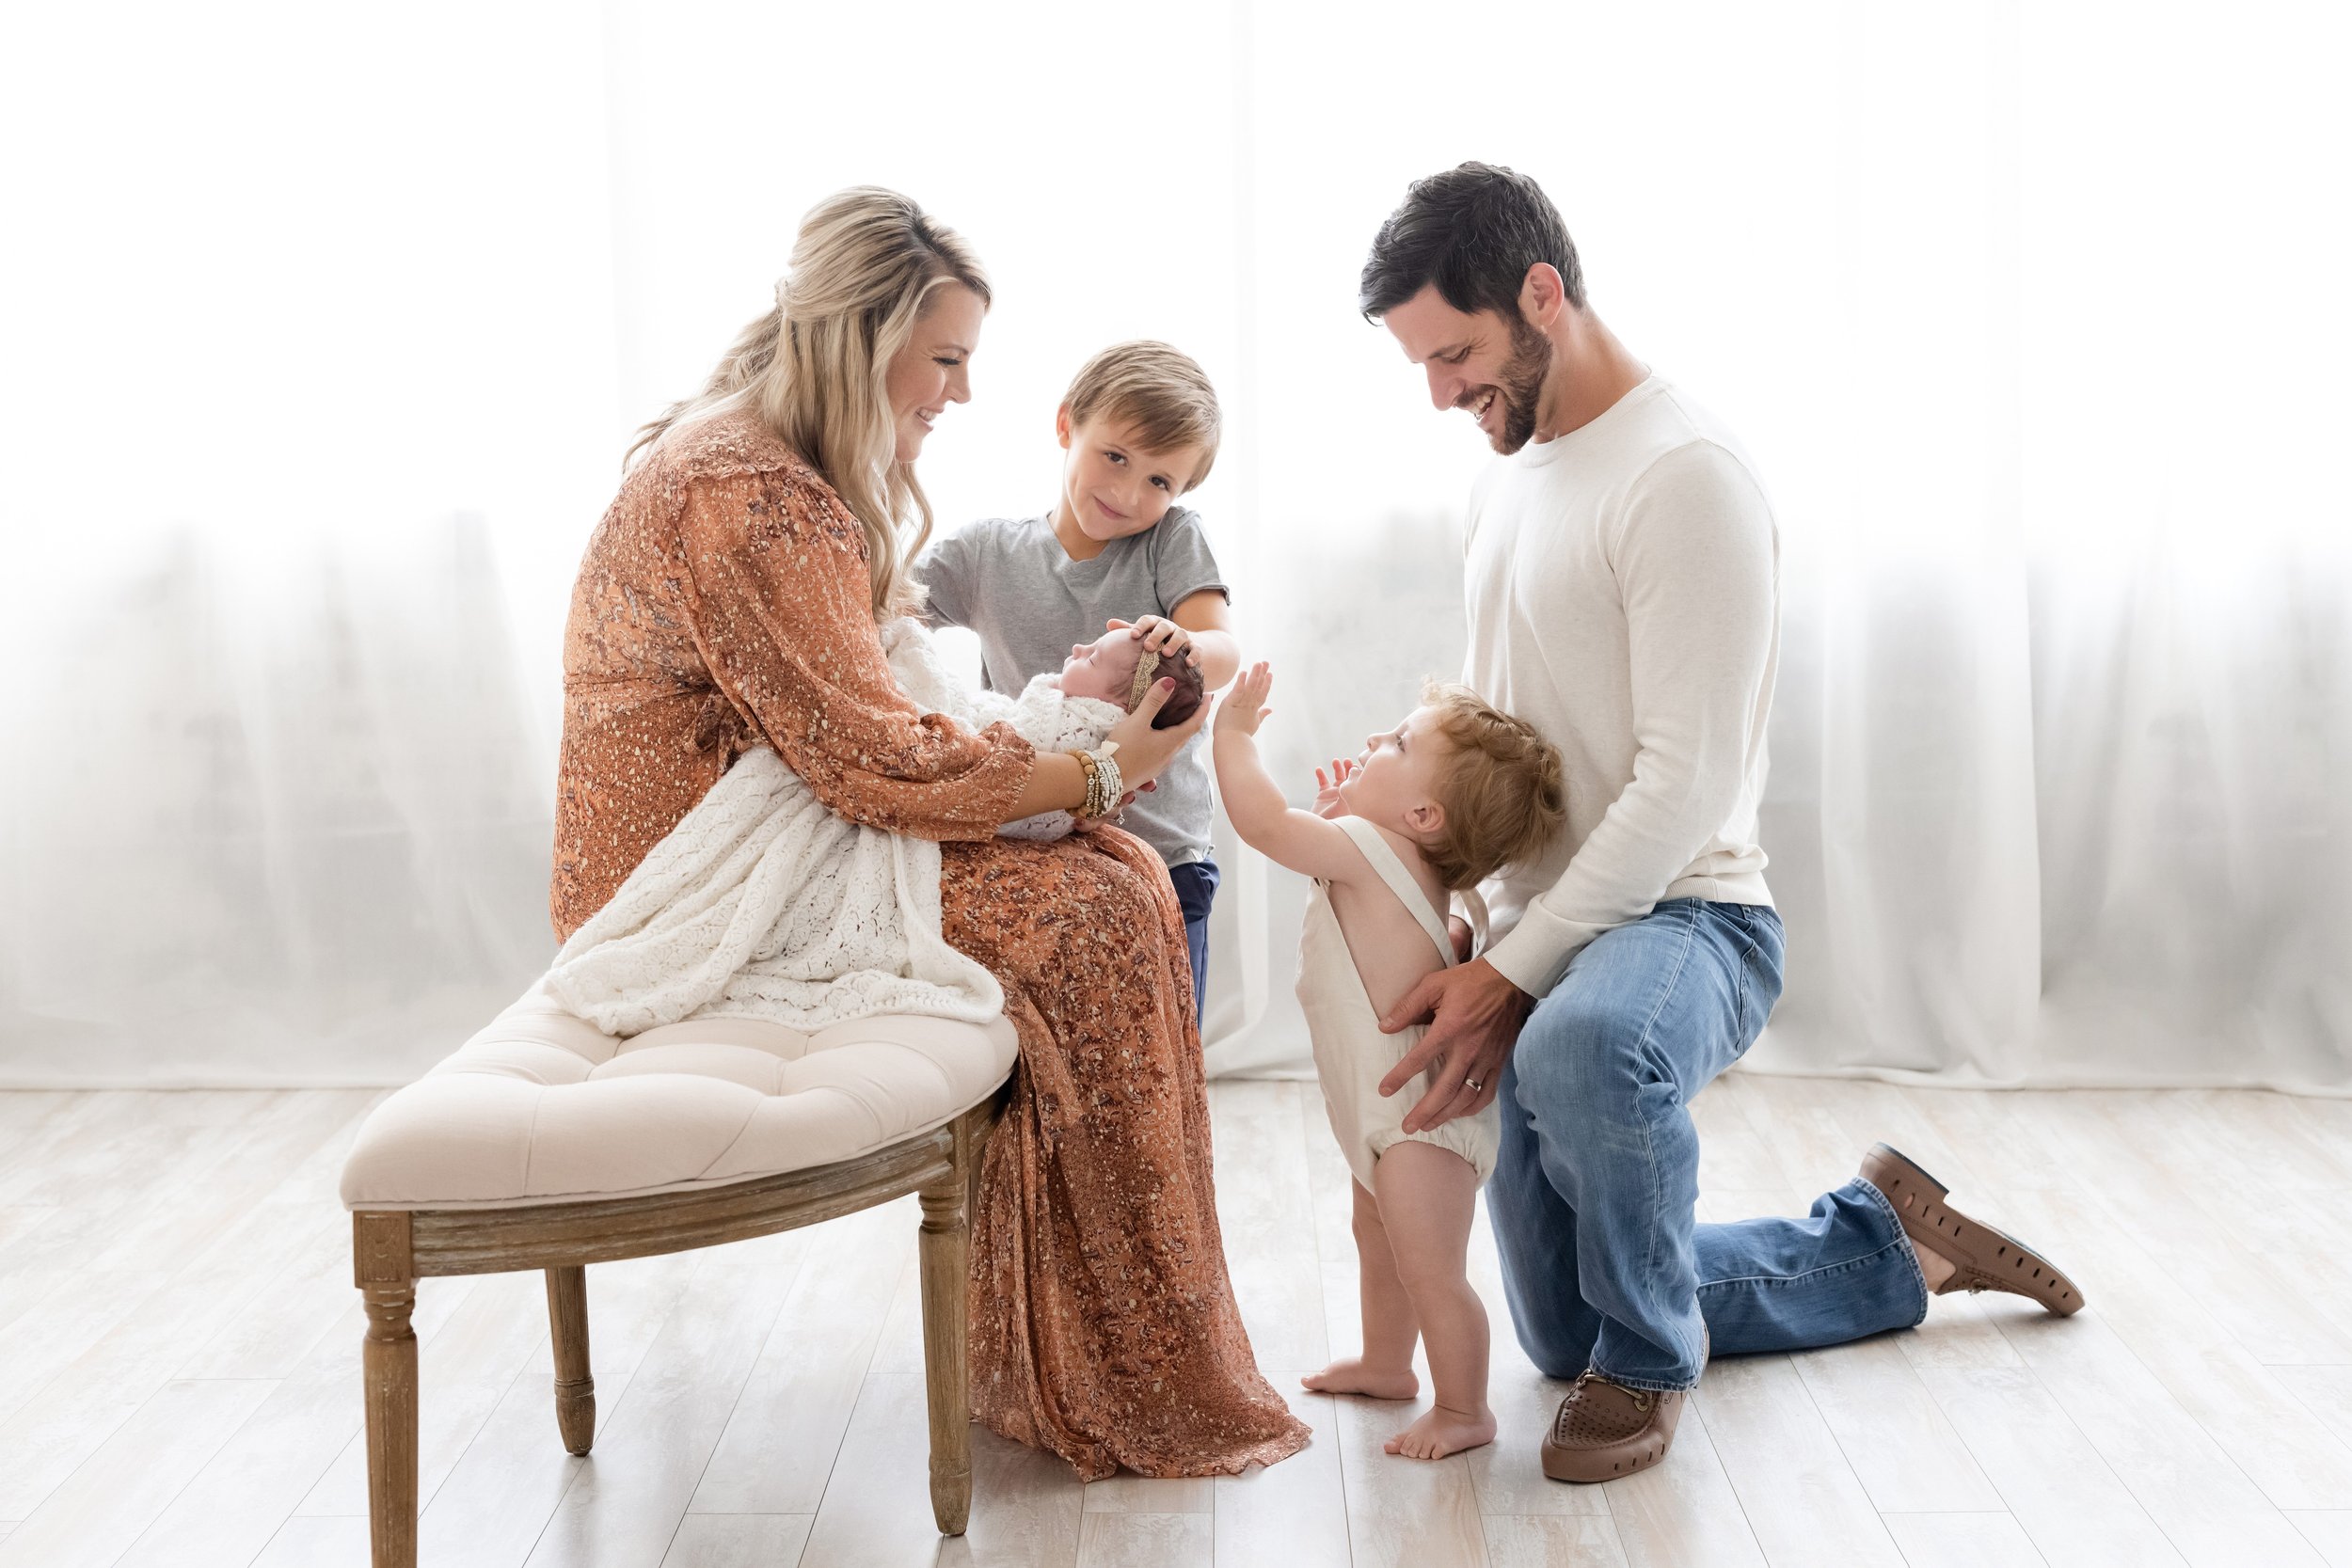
left=6, top=1075, right=2352, bottom=1567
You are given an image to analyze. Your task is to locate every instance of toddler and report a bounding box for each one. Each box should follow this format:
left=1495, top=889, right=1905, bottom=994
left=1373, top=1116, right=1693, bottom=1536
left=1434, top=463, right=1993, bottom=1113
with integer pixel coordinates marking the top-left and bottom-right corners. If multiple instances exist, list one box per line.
left=917, top=341, right=1237, bottom=1018
left=1214, top=664, right=1565, bottom=1460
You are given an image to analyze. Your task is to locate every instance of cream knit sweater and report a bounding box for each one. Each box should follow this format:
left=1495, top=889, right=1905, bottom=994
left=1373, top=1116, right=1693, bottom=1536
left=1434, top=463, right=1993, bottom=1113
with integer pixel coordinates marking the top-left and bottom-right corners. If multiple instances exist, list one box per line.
left=1467, top=375, right=1781, bottom=997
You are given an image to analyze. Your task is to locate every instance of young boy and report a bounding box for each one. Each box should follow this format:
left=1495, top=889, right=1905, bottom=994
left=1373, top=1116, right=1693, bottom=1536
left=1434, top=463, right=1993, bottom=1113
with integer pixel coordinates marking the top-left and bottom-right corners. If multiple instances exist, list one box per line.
left=916, top=341, right=1238, bottom=1019
left=1214, top=663, right=1565, bottom=1459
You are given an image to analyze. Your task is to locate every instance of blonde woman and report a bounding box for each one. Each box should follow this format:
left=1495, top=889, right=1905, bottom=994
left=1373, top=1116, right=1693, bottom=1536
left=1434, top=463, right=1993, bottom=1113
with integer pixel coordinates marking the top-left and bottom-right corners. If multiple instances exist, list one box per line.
left=550, top=187, right=1309, bottom=1481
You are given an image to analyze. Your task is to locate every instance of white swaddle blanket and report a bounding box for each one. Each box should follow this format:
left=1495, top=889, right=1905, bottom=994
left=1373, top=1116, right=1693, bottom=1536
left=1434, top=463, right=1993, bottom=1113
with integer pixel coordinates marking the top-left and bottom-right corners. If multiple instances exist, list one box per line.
left=545, top=619, right=1121, bottom=1037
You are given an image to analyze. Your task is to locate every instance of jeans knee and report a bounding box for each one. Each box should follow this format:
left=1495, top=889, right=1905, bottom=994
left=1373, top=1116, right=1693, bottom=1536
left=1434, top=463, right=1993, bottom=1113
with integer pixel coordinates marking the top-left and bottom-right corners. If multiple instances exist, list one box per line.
left=1516, top=994, right=1655, bottom=1128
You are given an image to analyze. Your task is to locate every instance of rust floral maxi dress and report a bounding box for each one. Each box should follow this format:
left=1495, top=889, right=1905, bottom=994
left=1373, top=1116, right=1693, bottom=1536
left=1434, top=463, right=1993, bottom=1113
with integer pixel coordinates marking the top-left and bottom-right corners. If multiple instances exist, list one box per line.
left=548, top=413, right=1309, bottom=1481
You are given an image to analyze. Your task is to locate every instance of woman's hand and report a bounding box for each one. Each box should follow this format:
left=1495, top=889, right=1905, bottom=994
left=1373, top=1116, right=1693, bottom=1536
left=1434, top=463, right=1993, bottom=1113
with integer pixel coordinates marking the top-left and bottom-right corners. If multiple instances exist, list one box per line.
left=1105, top=676, right=1209, bottom=793
left=1109, top=615, right=1200, bottom=667
left=1312, top=757, right=1356, bottom=818
left=1214, top=663, right=1274, bottom=738
left=1072, top=785, right=1148, bottom=832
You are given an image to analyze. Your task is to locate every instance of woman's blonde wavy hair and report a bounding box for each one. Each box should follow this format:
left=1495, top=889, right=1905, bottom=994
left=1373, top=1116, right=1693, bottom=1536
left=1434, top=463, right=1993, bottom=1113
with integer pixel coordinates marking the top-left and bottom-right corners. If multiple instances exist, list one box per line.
left=628, top=187, right=991, bottom=616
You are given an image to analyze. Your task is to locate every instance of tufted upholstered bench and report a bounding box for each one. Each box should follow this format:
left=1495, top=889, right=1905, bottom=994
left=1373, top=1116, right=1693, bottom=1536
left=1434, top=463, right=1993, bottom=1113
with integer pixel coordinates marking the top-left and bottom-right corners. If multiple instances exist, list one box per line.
left=340, top=982, right=1018, bottom=1567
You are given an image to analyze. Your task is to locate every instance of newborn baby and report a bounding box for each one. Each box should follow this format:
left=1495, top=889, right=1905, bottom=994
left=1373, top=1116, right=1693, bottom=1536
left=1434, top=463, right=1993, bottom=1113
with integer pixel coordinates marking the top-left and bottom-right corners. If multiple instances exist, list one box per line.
left=885, top=622, right=1206, bottom=840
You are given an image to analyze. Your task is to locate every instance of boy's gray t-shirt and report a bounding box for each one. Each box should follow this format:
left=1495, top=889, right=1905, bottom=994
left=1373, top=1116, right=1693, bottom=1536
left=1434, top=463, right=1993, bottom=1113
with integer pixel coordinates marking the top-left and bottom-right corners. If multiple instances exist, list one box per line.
left=915, top=507, right=1228, bottom=867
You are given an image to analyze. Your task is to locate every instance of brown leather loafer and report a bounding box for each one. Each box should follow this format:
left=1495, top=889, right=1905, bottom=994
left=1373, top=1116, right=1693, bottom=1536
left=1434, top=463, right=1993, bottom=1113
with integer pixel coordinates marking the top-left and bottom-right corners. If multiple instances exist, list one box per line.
left=1540, top=1370, right=1687, bottom=1482
left=1861, top=1143, right=2085, bottom=1316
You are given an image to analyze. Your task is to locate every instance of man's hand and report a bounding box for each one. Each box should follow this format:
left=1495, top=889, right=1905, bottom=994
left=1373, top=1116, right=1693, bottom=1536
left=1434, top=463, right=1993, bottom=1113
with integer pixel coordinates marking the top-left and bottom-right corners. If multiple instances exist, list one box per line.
left=1215, top=661, right=1274, bottom=737
left=1377, top=958, right=1532, bottom=1133
left=1312, top=757, right=1356, bottom=818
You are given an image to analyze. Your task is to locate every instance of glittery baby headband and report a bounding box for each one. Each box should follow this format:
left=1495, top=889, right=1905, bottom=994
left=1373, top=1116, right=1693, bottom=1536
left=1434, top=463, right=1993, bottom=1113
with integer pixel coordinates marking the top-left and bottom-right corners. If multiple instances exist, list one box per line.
left=1126, top=647, right=1164, bottom=712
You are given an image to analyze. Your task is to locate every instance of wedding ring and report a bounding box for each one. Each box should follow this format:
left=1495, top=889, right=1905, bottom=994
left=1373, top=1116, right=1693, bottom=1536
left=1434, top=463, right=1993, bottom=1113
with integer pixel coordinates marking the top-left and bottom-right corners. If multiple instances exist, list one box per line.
left=1464, top=1076, right=1485, bottom=1092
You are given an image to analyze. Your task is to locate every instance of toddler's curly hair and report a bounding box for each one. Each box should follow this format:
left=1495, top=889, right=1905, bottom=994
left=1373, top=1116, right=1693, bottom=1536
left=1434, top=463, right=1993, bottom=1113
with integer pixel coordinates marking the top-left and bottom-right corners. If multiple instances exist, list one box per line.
left=1420, top=681, right=1567, bottom=891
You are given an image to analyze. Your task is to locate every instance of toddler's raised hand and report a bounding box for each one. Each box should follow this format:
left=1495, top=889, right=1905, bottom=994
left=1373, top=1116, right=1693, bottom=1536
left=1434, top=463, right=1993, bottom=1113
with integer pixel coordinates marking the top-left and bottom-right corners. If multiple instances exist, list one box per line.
left=1215, top=661, right=1274, bottom=736
left=1313, top=757, right=1356, bottom=818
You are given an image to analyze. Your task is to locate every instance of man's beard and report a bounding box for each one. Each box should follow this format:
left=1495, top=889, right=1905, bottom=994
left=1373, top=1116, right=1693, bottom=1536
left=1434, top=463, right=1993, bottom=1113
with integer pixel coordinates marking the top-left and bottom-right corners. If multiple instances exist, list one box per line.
left=1490, top=316, right=1550, bottom=454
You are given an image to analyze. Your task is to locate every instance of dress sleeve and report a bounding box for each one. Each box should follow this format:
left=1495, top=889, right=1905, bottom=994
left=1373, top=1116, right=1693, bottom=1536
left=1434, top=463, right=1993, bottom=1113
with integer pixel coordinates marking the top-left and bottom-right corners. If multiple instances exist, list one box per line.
left=674, top=468, right=1036, bottom=840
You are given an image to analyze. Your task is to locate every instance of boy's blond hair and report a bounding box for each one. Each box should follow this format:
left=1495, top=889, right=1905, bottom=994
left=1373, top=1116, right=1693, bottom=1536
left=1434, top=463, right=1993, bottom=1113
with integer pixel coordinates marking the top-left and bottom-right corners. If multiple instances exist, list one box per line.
left=1062, top=340, right=1222, bottom=492
left=1420, top=681, right=1567, bottom=892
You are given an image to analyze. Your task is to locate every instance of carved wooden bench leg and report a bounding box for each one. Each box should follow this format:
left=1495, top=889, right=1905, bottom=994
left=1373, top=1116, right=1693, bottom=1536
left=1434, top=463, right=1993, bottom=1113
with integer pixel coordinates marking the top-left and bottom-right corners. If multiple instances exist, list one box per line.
left=546, top=1265, right=596, bottom=1455
left=355, top=1212, right=418, bottom=1568
left=917, top=1115, right=977, bottom=1536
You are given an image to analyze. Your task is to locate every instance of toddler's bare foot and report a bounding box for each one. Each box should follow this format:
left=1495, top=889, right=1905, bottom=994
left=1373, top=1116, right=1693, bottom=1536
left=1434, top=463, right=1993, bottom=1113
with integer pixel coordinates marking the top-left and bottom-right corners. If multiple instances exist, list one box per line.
left=1301, top=1358, right=1419, bottom=1400
left=1384, top=1402, right=1497, bottom=1461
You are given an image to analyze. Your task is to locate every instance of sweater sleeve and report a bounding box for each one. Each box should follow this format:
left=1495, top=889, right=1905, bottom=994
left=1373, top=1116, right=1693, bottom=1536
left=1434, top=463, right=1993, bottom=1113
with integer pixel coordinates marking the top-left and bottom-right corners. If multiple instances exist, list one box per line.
left=1483, top=441, right=1778, bottom=995
left=674, top=468, right=1035, bottom=840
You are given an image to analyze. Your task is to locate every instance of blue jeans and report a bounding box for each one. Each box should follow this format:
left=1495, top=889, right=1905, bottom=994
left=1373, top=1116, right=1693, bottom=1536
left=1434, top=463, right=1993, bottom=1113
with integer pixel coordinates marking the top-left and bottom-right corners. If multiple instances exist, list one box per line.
left=1168, top=857, right=1218, bottom=1024
left=1489, top=899, right=1928, bottom=1391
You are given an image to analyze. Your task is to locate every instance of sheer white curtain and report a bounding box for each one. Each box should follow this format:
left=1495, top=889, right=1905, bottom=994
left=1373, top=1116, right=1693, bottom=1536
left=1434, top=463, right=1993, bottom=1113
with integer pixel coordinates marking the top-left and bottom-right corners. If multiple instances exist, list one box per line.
left=4, top=3, right=2345, bottom=1089
left=1219, top=3, right=2352, bottom=1090
left=1735, top=3, right=2352, bottom=1090
left=1, top=2, right=618, bottom=1084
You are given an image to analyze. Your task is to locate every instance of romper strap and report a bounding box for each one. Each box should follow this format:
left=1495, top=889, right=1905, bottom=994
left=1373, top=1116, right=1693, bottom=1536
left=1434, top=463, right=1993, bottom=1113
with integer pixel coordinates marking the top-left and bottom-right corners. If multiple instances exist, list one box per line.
left=1333, top=816, right=1456, bottom=967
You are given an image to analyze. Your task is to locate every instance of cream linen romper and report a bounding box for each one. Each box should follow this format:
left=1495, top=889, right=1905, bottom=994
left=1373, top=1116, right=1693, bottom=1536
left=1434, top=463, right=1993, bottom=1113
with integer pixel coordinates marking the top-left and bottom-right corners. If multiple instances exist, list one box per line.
left=1298, top=816, right=1502, bottom=1190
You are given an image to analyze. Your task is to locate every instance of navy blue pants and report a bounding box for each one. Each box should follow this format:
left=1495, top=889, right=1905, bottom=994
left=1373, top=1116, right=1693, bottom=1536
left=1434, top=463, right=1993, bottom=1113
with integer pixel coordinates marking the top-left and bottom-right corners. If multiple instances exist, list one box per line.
left=1167, top=857, right=1219, bottom=1025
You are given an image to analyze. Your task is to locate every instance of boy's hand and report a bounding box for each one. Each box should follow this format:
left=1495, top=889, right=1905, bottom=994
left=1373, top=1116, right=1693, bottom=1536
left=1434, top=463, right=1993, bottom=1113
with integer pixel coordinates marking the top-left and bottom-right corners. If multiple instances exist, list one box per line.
left=1312, top=758, right=1356, bottom=818
left=1215, top=662, right=1274, bottom=736
left=1109, top=616, right=1200, bottom=668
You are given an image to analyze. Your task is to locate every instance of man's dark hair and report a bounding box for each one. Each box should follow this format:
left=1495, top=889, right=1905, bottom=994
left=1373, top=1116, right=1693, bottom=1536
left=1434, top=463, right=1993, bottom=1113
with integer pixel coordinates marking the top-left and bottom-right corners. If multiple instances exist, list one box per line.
left=1359, top=162, right=1584, bottom=323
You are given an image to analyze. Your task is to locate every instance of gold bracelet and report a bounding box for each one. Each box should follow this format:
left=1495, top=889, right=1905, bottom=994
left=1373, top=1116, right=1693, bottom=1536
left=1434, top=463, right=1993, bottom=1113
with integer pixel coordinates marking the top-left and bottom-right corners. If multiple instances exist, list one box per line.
left=1087, top=749, right=1112, bottom=817
left=1082, top=747, right=1117, bottom=818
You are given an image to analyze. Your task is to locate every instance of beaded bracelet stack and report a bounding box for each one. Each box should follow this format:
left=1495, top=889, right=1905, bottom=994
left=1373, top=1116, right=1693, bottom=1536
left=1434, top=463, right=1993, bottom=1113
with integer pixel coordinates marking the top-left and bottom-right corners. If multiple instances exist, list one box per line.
left=1073, top=742, right=1125, bottom=819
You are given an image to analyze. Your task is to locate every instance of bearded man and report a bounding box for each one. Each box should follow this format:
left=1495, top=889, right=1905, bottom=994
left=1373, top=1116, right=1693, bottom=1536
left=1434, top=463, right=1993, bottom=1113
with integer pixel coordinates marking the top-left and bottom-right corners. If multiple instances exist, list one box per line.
left=1360, top=163, right=2082, bottom=1481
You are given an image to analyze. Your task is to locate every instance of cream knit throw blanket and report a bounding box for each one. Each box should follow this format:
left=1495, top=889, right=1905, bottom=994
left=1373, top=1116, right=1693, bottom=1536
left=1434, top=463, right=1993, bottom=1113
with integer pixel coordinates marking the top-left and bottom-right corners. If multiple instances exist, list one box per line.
left=545, top=619, right=1120, bottom=1037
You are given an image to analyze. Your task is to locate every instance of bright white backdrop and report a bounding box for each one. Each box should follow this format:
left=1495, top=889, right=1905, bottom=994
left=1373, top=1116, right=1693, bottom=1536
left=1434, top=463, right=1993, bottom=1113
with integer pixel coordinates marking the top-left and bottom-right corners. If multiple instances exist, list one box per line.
left=3, top=2, right=2346, bottom=1089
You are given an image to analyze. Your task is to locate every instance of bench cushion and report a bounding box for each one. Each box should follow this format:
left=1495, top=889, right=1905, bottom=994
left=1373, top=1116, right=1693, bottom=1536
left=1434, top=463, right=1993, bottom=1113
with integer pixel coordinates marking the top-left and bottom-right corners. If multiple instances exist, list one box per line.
left=341, top=984, right=1017, bottom=1210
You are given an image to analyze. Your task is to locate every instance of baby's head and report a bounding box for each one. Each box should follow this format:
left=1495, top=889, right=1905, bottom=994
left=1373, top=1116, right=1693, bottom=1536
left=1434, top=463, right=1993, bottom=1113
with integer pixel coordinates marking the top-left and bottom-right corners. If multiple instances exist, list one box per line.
left=1057, top=628, right=1207, bottom=729
left=1056, top=341, right=1222, bottom=547
left=1341, top=682, right=1566, bottom=890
